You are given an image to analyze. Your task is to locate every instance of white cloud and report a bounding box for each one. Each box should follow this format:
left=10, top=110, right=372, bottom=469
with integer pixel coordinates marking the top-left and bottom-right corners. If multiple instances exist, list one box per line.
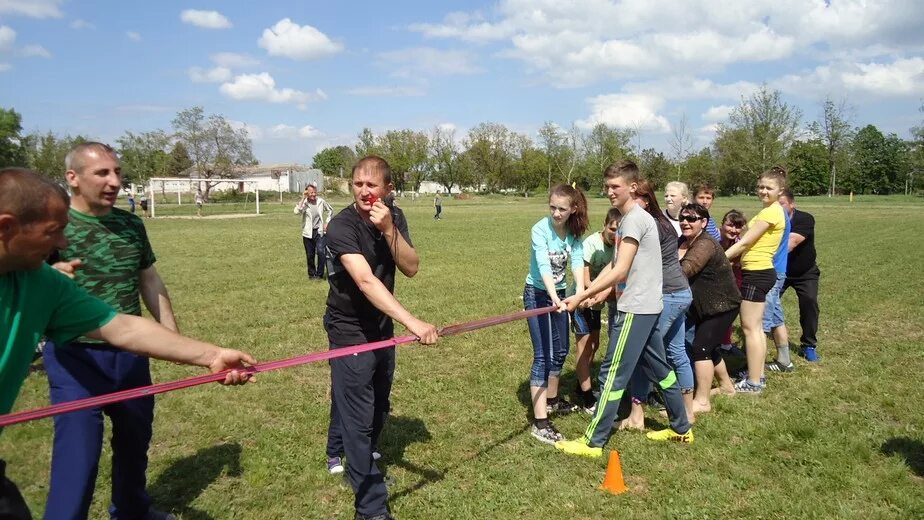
left=409, top=0, right=924, bottom=88
left=0, top=26, right=14, bottom=52
left=258, top=18, right=342, bottom=60
left=346, top=85, right=427, bottom=97
left=219, top=72, right=327, bottom=109
left=70, top=19, right=95, bottom=30
left=0, top=63, right=10, bottom=72
left=777, top=57, right=924, bottom=98
left=180, top=9, right=232, bottom=30
left=0, top=0, right=63, bottom=18
left=268, top=124, right=323, bottom=139
left=702, top=105, right=735, bottom=123
left=438, top=122, right=457, bottom=133
left=126, top=31, right=141, bottom=42
left=576, top=93, right=671, bottom=133
left=211, top=52, right=259, bottom=68
left=378, top=47, right=481, bottom=78
left=19, top=44, right=50, bottom=58
left=188, top=66, right=232, bottom=83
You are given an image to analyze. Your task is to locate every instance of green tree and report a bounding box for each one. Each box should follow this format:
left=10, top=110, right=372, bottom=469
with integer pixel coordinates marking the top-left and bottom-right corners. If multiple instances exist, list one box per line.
left=537, top=122, right=580, bottom=189
left=715, top=85, right=802, bottom=192
left=376, top=129, right=429, bottom=192
left=845, top=125, right=907, bottom=194
left=313, top=145, right=357, bottom=177
left=580, top=123, right=634, bottom=188
left=23, top=132, right=88, bottom=179
left=116, top=130, right=172, bottom=184
left=168, top=142, right=193, bottom=176
left=808, top=97, right=853, bottom=196
left=355, top=128, right=378, bottom=158
left=172, top=107, right=256, bottom=198
left=786, top=139, right=829, bottom=195
left=0, top=107, right=27, bottom=167
left=681, top=147, right=718, bottom=191
left=638, top=148, right=673, bottom=190
left=464, top=122, right=518, bottom=192
left=909, top=102, right=924, bottom=195
left=429, top=126, right=462, bottom=194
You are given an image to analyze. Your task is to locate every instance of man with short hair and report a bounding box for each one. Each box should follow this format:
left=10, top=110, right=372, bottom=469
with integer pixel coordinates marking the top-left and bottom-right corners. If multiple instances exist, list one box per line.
left=433, top=192, right=442, bottom=220
left=694, top=184, right=721, bottom=241
left=294, top=183, right=334, bottom=279
left=41, top=142, right=187, bottom=520
left=778, top=190, right=820, bottom=361
left=0, top=167, right=254, bottom=519
left=556, top=160, right=694, bottom=458
left=324, top=156, right=438, bottom=520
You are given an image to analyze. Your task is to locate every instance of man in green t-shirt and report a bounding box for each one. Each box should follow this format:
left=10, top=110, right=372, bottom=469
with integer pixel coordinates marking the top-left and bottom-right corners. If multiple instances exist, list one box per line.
left=0, top=167, right=255, bottom=519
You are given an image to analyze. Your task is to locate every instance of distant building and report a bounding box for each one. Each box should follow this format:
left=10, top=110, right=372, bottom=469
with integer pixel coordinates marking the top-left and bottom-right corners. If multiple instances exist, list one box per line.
left=169, top=164, right=325, bottom=193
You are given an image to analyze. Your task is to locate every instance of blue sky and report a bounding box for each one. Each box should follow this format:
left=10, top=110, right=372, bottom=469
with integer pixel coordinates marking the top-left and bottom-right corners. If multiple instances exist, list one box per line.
left=1, top=0, right=922, bottom=164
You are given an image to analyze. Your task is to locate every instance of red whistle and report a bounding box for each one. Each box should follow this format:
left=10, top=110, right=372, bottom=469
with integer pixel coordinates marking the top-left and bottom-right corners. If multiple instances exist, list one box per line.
left=362, top=194, right=378, bottom=205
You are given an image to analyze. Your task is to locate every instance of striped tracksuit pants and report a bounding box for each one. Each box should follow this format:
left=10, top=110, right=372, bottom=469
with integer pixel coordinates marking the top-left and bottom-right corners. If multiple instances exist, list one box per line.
left=585, top=309, right=692, bottom=447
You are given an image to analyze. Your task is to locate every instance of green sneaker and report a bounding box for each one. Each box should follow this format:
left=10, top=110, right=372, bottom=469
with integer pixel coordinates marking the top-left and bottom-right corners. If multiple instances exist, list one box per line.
left=554, top=439, right=603, bottom=458
left=646, top=428, right=694, bottom=444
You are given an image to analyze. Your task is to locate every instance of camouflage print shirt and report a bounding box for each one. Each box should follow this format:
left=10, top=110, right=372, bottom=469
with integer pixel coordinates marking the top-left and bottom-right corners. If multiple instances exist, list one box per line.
left=62, top=207, right=156, bottom=338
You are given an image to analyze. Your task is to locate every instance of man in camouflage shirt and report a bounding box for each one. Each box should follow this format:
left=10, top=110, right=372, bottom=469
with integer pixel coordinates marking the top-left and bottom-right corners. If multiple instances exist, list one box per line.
left=42, top=143, right=178, bottom=520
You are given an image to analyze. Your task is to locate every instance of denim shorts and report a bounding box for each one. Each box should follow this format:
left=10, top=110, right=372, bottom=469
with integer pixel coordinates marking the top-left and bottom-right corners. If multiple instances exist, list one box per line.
left=762, top=271, right=787, bottom=332
left=571, top=308, right=602, bottom=336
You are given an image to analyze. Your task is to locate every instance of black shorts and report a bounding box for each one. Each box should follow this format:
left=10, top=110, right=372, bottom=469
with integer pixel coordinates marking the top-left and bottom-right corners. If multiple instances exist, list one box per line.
left=740, top=268, right=777, bottom=302
left=689, top=308, right=740, bottom=362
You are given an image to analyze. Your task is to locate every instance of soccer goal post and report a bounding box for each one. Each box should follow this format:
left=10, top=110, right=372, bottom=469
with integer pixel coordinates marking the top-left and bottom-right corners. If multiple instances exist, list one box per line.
left=147, top=178, right=261, bottom=217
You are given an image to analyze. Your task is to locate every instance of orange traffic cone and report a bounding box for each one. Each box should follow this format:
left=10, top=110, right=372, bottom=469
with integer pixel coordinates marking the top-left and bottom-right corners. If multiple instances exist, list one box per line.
left=600, top=450, right=628, bottom=495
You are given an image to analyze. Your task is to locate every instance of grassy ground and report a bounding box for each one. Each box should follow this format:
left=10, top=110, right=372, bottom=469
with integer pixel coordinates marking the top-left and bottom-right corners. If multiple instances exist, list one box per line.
left=3, top=194, right=923, bottom=519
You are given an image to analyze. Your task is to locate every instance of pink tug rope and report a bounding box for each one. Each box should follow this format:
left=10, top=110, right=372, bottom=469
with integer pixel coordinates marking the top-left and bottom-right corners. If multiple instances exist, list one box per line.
left=0, top=305, right=557, bottom=428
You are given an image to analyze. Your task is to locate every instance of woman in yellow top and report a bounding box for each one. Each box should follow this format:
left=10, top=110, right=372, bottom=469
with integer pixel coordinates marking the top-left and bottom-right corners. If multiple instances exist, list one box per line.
left=724, top=166, right=788, bottom=394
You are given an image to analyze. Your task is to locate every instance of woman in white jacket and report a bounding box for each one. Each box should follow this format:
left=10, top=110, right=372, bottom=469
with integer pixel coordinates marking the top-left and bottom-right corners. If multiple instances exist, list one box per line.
left=294, top=183, right=334, bottom=279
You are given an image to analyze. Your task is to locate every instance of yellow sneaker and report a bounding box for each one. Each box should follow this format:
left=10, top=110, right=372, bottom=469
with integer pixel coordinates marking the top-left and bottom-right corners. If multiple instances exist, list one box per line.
left=646, top=428, right=694, bottom=444
left=554, top=439, right=603, bottom=458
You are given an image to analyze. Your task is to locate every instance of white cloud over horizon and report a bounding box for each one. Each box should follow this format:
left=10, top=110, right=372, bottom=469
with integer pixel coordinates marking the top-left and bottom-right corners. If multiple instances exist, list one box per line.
left=211, top=52, right=260, bottom=68
left=220, top=72, right=327, bottom=109
left=180, top=9, right=232, bottom=30
left=576, top=93, right=671, bottom=133
left=258, top=19, right=343, bottom=60
left=0, top=0, right=63, bottom=18
left=377, top=47, right=482, bottom=78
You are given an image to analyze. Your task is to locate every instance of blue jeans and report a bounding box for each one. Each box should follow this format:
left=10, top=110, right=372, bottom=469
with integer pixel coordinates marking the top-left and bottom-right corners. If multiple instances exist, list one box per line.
left=763, top=272, right=787, bottom=332
left=631, top=288, right=694, bottom=396
left=524, top=284, right=569, bottom=387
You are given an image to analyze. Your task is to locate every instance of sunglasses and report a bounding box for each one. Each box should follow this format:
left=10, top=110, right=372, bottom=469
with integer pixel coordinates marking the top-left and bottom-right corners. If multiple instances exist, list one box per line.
left=679, top=215, right=703, bottom=223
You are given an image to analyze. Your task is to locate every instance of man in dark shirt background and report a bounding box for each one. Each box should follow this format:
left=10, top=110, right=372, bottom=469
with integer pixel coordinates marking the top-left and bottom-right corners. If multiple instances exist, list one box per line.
left=323, top=155, right=438, bottom=520
left=778, top=189, right=820, bottom=362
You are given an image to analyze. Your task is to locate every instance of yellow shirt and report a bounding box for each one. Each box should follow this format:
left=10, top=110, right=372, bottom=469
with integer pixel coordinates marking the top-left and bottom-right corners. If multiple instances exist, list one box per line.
left=741, top=202, right=785, bottom=271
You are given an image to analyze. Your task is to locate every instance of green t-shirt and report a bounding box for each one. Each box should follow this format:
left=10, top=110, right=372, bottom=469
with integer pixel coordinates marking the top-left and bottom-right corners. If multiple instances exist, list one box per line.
left=1, top=264, right=116, bottom=415
left=64, top=207, right=156, bottom=318
left=577, top=231, right=616, bottom=310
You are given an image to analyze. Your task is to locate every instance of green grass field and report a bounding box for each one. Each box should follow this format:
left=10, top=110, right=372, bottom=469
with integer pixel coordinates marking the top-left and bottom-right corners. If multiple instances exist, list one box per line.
left=3, top=194, right=924, bottom=519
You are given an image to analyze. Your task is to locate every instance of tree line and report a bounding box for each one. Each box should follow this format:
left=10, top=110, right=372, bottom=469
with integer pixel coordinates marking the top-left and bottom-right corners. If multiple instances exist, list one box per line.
left=2, top=86, right=922, bottom=197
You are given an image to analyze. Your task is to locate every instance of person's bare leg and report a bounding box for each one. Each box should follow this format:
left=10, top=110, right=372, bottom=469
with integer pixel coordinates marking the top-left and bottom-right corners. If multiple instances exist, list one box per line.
left=547, top=375, right=560, bottom=400
left=530, top=385, right=547, bottom=420
left=683, top=390, right=696, bottom=423
left=618, top=401, right=646, bottom=430
left=711, top=359, right=736, bottom=396
left=692, top=360, right=714, bottom=413
left=740, top=300, right=767, bottom=385
left=575, top=333, right=592, bottom=392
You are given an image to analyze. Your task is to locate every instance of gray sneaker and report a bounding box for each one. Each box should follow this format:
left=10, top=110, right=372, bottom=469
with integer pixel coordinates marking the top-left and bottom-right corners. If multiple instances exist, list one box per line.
left=531, top=422, right=564, bottom=445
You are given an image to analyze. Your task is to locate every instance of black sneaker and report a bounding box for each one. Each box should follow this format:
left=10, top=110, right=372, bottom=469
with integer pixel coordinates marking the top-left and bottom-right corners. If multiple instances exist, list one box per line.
left=548, top=397, right=579, bottom=415
left=530, top=422, right=565, bottom=445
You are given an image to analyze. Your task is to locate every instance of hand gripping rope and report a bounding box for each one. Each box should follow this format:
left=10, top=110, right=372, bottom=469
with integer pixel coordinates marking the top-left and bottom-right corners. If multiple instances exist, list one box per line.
left=0, top=306, right=557, bottom=428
